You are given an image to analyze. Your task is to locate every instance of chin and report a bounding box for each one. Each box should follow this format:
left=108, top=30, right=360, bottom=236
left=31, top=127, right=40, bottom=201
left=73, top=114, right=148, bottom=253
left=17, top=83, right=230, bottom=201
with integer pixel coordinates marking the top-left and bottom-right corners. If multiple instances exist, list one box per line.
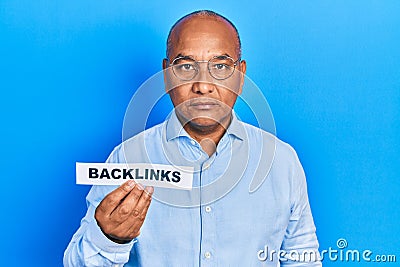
left=176, top=108, right=231, bottom=129
left=189, top=117, right=220, bottom=128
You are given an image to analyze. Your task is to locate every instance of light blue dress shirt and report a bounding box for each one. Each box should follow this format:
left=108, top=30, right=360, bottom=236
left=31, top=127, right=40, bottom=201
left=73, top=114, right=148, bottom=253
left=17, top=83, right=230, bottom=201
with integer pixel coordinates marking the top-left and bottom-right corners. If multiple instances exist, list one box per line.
left=64, top=111, right=321, bottom=266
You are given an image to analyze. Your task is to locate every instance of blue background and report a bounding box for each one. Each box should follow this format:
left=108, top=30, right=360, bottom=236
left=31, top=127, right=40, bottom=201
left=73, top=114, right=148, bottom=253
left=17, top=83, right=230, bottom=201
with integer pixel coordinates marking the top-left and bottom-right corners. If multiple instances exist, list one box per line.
left=1, top=1, right=399, bottom=266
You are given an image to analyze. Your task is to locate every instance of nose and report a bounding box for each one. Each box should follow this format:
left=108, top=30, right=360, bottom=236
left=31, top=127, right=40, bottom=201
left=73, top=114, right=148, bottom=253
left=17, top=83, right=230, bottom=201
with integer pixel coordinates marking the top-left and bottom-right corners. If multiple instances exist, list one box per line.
left=192, top=62, right=216, bottom=94
left=192, top=81, right=216, bottom=94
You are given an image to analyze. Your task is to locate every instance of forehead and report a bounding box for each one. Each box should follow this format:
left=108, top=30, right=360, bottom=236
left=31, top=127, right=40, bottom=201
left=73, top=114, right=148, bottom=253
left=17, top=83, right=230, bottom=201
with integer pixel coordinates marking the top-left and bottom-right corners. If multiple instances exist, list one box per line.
left=169, top=16, right=239, bottom=59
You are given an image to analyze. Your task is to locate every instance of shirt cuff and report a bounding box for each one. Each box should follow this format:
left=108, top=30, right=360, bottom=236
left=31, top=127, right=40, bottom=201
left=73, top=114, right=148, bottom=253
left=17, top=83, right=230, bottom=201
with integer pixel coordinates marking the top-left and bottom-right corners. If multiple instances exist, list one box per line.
left=86, top=219, right=136, bottom=254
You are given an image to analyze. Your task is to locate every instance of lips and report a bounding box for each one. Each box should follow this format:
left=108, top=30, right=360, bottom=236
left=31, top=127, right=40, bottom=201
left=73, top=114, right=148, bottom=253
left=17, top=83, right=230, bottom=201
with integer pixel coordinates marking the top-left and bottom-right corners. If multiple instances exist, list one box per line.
left=189, top=99, right=220, bottom=110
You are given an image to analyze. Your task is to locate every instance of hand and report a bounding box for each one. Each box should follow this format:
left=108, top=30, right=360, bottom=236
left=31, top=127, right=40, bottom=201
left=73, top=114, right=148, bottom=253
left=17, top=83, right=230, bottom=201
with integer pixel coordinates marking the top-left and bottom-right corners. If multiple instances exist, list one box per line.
left=95, top=180, right=153, bottom=243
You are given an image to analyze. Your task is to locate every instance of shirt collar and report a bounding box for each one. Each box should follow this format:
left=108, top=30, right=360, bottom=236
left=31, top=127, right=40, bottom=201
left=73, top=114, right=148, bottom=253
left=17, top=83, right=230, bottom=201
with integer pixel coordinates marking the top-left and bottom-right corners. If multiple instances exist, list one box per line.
left=166, top=110, right=246, bottom=142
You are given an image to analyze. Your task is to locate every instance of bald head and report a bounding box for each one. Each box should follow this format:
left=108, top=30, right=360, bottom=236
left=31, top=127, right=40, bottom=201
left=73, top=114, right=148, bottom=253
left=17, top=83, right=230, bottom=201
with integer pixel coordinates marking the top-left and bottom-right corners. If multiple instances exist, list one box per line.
left=166, top=10, right=241, bottom=59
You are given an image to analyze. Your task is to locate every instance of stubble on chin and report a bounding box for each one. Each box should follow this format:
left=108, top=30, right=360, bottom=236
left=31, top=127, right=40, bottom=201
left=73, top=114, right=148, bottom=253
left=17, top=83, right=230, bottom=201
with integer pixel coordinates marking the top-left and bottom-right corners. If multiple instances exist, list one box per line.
left=176, top=108, right=232, bottom=135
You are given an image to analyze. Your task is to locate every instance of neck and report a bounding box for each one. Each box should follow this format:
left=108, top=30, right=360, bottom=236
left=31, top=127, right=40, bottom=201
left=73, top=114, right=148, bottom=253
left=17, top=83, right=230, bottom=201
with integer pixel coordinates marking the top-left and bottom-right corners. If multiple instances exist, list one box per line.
left=177, top=112, right=232, bottom=156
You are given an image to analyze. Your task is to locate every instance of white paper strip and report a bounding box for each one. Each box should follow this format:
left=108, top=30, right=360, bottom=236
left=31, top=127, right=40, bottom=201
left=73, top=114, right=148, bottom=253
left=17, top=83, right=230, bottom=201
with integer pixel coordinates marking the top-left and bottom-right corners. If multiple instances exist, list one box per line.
left=76, top=162, right=194, bottom=190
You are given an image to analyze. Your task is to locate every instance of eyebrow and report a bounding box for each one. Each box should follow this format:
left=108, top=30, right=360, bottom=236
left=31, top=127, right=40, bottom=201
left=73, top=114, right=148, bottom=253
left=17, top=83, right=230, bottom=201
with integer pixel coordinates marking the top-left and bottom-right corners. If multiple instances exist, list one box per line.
left=214, top=54, right=232, bottom=59
left=173, top=54, right=194, bottom=60
left=171, top=53, right=233, bottom=61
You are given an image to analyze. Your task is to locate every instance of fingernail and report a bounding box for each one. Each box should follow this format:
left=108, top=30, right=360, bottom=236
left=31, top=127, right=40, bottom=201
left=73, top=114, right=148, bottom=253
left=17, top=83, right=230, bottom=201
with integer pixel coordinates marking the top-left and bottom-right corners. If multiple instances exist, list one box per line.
left=145, top=186, right=154, bottom=194
left=127, top=180, right=136, bottom=188
left=137, top=183, right=144, bottom=190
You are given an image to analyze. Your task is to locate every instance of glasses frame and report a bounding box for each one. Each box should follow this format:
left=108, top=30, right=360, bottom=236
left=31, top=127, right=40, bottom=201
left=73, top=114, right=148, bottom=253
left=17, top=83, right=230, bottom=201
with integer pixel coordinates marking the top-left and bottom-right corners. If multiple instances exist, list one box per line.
left=167, top=55, right=241, bottom=81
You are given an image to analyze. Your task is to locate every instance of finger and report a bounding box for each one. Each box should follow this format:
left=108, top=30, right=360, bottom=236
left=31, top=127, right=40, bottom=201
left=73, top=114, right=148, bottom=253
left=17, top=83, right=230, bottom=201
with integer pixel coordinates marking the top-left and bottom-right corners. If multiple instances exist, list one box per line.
left=132, top=186, right=153, bottom=217
left=126, top=186, right=153, bottom=238
left=99, top=180, right=137, bottom=215
left=111, top=183, right=146, bottom=220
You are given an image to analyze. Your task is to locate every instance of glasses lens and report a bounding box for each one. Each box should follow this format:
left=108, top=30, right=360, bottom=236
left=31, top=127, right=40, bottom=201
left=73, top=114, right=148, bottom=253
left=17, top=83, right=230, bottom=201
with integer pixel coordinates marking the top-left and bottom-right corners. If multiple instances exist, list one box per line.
left=209, top=57, right=236, bottom=80
left=172, top=58, right=197, bottom=81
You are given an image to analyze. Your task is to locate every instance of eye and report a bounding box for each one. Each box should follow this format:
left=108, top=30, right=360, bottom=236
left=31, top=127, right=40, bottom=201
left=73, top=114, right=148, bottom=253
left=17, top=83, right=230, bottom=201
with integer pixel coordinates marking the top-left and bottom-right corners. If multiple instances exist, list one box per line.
left=182, top=64, right=194, bottom=70
left=175, top=63, right=195, bottom=72
left=216, top=64, right=225, bottom=70
left=212, top=63, right=229, bottom=71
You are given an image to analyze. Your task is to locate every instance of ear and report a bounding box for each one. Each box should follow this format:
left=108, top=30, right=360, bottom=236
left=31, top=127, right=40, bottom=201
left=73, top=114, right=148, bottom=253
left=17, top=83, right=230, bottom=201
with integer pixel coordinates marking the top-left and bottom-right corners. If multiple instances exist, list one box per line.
left=162, top=58, right=169, bottom=93
left=238, top=59, right=247, bottom=95
left=239, top=59, right=247, bottom=75
left=162, top=58, right=168, bottom=70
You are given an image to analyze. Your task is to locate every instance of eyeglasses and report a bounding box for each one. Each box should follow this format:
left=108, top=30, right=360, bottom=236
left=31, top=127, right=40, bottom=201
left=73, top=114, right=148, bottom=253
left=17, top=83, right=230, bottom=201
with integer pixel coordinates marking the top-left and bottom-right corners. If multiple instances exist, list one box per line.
left=167, top=55, right=241, bottom=81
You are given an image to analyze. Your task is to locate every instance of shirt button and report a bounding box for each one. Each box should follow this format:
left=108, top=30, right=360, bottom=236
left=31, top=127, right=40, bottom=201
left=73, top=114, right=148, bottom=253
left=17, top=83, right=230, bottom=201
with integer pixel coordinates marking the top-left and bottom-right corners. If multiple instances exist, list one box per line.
left=205, top=206, right=212, bottom=213
left=204, top=251, right=211, bottom=259
left=190, top=140, right=196, bottom=145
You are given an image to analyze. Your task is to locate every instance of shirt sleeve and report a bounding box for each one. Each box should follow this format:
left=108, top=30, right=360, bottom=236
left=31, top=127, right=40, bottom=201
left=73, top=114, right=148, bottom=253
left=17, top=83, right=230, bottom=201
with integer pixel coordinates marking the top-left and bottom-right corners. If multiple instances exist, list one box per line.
left=280, top=151, right=322, bottom=267
left=64, top=147, right=136, bottom=267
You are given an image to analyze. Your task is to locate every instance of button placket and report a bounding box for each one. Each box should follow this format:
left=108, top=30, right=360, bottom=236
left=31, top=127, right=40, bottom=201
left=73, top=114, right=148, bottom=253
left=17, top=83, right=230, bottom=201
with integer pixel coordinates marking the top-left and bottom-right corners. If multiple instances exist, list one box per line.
left=199, top=164, right=216, bottom=266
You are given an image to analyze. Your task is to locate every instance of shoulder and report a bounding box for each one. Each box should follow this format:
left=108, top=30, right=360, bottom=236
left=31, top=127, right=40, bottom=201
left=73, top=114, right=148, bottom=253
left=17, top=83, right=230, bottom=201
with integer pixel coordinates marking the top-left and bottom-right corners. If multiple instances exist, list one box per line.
left=241, top=122, right=299, bottom=162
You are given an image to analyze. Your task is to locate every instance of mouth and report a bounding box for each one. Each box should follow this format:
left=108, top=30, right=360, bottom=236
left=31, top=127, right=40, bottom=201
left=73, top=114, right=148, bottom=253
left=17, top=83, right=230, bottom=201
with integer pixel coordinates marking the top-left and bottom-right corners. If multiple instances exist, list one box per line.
left=189, top=100, right=220, bottom=110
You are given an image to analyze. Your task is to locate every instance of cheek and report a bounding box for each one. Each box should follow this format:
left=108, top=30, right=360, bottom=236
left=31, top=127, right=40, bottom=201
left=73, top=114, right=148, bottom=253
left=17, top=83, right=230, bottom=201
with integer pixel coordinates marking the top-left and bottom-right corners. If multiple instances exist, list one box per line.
left=168, top=85, right=192, bottom=106
left=220, top=90, right=239, bottom=107
left=216, top=78, right=242, bottom=105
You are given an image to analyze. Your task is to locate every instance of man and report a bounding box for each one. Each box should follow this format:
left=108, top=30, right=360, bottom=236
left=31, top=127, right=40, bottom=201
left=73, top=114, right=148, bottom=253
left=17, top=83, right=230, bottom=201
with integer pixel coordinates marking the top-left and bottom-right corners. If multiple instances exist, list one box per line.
left=64, top=10, right=321, bottom=266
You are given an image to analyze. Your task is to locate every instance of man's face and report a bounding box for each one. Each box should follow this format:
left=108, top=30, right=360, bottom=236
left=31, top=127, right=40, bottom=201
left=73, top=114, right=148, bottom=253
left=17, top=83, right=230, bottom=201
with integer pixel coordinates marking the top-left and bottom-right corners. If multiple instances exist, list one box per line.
left=163, top=17, right=246, bottom=129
